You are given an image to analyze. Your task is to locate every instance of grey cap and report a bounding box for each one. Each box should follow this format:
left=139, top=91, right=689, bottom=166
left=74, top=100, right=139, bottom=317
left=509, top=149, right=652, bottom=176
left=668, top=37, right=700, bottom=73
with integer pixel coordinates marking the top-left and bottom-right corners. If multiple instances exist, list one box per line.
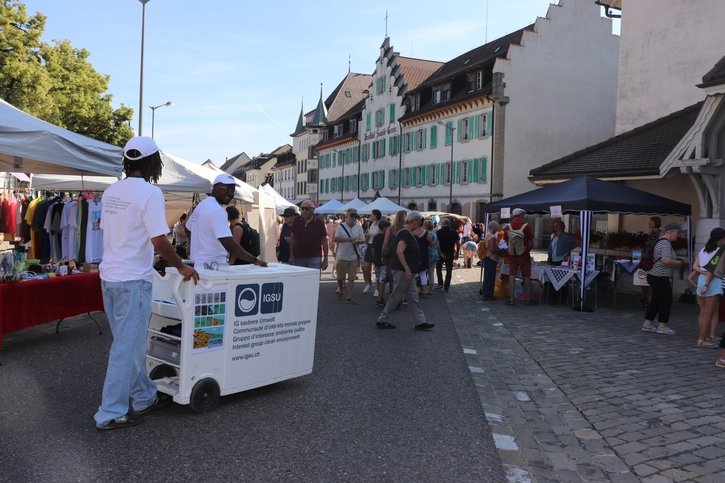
left=663, top=222, right=682, bottom=232
left=512, top=208, right=525, bottom=216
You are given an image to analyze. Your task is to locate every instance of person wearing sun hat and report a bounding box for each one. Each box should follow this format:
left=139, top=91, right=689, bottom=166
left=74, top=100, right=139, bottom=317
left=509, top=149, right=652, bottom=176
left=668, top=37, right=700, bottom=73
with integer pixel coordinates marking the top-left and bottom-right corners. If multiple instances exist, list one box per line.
left=276, top=207, right=298, bottom=263
left=94, top=136, right=199, bottom=431
left=687, top=227, right=725, bottom=348
left=186, top=173, right=268, bottom=268
left=641, top=222, right=685, bottom=335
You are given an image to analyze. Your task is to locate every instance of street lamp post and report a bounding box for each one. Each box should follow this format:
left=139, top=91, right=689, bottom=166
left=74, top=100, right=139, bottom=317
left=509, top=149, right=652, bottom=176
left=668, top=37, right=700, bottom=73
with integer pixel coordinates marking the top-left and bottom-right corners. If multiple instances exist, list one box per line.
left=138, top=0, right=150, bottom=135
left=150, top=101, right=173, bottom=139
left=438, top=122, right=456, bottom=212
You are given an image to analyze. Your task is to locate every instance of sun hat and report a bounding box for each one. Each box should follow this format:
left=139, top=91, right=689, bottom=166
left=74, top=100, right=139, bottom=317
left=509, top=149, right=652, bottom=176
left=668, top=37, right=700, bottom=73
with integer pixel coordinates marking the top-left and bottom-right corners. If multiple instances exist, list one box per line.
left=123, top=136, right=158, bottom=161
left=282, top=207, right=298, bottom=217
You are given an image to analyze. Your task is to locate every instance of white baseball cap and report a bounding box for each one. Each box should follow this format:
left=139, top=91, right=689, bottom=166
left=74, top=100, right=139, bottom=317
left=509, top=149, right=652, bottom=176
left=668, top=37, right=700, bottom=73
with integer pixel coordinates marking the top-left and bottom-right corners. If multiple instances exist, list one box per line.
left=123, top=136, right=159, bottom=161
left=213, top=173, right=236, bottom=186
left=512, top=208, right=526, bottom=216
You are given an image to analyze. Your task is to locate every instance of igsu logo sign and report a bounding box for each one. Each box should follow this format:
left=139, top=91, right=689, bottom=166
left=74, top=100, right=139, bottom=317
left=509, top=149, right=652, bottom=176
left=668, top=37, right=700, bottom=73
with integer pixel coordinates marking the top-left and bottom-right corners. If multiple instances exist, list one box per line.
left=235, top=282, right=283, bottom=316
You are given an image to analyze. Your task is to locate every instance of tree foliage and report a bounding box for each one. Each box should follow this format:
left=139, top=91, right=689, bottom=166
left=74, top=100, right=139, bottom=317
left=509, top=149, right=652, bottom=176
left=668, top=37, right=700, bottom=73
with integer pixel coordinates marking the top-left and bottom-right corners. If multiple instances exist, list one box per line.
left=0, top=0, right=133, bottom=145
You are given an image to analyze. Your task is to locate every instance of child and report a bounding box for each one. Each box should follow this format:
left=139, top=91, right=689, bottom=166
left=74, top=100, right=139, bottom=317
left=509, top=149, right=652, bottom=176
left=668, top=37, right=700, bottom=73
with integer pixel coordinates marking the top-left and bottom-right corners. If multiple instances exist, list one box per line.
left=371, top=219, right=390, bottom=307
left=463, top=235, right=479, bottom=269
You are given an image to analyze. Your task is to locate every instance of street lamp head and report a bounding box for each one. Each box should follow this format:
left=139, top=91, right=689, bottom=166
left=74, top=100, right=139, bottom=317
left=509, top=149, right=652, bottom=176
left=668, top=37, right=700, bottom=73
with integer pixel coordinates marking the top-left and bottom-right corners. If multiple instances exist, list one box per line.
left=139, top=0, right=150, bottom=4
left=165, top=101, right=173, bottom=107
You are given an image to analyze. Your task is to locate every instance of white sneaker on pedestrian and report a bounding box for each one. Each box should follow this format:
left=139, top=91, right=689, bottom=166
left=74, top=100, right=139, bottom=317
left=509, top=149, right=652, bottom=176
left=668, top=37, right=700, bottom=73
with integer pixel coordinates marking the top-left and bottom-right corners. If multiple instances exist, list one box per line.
left=363, top=284, right=371, bottom=293
left=373, top=288, right=379, bottom=297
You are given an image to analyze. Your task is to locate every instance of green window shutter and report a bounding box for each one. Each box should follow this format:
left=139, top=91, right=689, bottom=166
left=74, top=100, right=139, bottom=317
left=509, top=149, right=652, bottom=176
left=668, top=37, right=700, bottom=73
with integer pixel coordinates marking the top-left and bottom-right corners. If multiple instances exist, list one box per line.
left=389, top=103, right=395, bottom=123
left=366, top=112, right=371, bottom=131
left=472, top=158, right=479, bottom=182
left=468, top=116, right=475, bottom=140
left=480, top=156, right=488, bottom=182
left=423, top=165, right=429, bottom=185
left=473, top=115, right=480, bottom=138
left=435, top=164, right=441, bottom=184
left=411, top=166, right=417, bottom=186
left=380, top=170, right=385, bottom=188
left=445, top=122, right=453, bottom=145
left=456, top=119, right=463, bottom=142
left=467, top=160, right=473, bottom=183
left=454, top=160, right=461, bottom=183
left=486, top=113, right=493, bottom=138
left=422, top=128, right=427, bottom=149
left=333, top=152, right=337, bottom=167
left=430, top=125, right=437, bottom=148
left=412, top=130, right=418, bottom=150
left=388, top=137, right=393, bottom=153
left=381, top=140, right=386, bottom=157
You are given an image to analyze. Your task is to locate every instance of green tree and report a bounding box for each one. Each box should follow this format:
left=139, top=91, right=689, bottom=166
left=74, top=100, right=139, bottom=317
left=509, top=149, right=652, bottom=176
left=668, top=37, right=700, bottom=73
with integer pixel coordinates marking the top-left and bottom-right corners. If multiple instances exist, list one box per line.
left=0, top=0, right=133, bottom=145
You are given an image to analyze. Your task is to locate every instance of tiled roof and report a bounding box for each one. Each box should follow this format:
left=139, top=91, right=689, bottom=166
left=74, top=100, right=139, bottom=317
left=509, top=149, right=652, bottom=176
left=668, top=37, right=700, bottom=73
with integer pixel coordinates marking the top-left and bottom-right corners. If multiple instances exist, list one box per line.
left=415, top=25, right=532, bottom=89
left=400, top=26, right=532, bottom=122
left=699, top=55, right=725, bottom=88
left=220, top=152, right=250, bottom=171
left=396, top=56, right=444, bottom=92
left=530, top=102, right=703, bottom=181
left=326, top=72, right=373, bottom=122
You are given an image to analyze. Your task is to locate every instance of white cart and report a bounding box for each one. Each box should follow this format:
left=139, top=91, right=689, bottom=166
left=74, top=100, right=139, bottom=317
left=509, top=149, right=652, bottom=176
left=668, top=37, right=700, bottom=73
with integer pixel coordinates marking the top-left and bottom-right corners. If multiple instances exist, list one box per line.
left=146, top=263, right=320, bottom=413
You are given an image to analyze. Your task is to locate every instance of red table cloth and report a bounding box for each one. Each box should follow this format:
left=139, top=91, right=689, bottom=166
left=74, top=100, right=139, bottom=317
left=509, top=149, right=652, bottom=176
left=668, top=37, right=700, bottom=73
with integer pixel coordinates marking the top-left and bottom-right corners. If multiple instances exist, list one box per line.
left=0, top=272, right=103, bottom=349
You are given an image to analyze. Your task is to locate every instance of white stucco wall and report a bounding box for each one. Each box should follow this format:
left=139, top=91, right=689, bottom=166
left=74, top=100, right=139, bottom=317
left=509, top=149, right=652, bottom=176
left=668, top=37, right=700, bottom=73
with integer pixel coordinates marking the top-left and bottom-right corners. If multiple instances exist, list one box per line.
left=494, top=0, right=619, bottom=198
left=615, top=0, right=725, bottom=134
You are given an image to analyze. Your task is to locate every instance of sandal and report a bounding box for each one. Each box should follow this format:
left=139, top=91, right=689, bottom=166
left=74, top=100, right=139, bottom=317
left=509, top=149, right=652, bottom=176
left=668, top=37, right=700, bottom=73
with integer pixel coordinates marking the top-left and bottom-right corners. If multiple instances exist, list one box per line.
left=696, top=339, right=718, bottom=348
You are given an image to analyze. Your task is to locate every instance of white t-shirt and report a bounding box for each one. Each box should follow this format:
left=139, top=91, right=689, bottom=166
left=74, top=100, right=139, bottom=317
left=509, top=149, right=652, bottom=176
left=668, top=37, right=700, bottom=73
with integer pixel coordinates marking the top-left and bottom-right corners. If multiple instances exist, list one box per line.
left=334, top=222, right=365, bottom=261
left=366, top=222, right=380, bottom=243
left=186, top=197, right=232, bottom=267
left=99, top=178, right=169, bottom=282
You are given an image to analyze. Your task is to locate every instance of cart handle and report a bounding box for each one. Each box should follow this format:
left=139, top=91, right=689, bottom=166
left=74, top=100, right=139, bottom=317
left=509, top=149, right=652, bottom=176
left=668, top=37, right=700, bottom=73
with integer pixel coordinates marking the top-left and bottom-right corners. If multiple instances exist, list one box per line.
left=171, top=270, right=213, bottom=311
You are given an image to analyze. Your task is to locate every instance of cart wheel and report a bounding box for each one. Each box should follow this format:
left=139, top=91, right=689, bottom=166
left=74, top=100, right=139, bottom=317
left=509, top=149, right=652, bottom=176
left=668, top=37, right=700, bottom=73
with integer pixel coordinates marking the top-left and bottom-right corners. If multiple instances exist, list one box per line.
left=189, top=378, right=220, bottom=413
left=149, top=364, right=177, bottom=380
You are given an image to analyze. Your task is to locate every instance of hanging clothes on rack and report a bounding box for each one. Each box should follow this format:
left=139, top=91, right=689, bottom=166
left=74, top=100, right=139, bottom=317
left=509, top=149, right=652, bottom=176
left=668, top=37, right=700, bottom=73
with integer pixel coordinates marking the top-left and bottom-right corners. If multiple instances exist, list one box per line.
left=85, top=197, right=103, bottom=263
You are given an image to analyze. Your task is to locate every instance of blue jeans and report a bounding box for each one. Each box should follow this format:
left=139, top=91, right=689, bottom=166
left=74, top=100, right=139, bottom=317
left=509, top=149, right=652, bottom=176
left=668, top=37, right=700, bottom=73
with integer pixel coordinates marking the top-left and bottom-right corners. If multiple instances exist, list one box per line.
left=94, top=280, right=156, bottom=427
left=294, top=257, right=321, bottom=269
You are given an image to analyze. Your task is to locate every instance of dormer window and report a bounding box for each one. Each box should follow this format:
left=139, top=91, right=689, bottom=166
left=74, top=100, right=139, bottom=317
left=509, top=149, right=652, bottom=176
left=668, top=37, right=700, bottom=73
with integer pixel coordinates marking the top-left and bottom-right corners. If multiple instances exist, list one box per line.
left=467, top=71, right=483, bottom=92
left=433, top=83, right=451, bottom=104
left=350, top=118, right=357, bottom=133
left=333, top=124, right=342, bottom=138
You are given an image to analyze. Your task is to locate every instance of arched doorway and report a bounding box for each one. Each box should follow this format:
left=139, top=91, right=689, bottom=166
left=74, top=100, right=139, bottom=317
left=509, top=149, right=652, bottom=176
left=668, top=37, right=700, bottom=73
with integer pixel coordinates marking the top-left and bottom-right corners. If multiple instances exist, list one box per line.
left=406, top=202, right=418, bottom=210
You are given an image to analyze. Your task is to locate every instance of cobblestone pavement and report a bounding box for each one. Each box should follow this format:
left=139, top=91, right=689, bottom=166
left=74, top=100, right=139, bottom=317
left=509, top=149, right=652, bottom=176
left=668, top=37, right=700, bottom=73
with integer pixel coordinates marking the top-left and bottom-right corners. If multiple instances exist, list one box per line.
left=446, top=265, right=725, bottom=482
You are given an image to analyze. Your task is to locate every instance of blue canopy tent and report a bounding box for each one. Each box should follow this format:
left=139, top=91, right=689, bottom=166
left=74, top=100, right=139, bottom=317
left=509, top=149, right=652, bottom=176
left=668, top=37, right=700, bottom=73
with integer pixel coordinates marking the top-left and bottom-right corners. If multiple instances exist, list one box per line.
left=484, top=176, right=692, bottom=310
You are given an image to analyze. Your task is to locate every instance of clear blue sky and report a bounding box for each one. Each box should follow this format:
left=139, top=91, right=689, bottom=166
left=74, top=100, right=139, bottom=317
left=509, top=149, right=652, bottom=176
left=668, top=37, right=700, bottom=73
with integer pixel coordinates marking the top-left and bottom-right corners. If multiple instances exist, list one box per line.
left=22, top=0, right=611, bottom=165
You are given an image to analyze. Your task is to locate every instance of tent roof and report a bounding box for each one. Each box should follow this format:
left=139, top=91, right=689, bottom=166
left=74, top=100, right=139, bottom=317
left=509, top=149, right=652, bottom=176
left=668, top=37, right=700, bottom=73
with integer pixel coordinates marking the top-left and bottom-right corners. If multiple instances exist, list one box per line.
left=485, top=176, right=691, bottom=216
left=260, top=184, right=297, bottom=215
left=358, top=197, right=408, bottom=215
left=334, top=197, right=368, bottom=214
left=0, top=98, right=122, bottom=176
left=314, top=198, right=343, bottom=214
left=30, top=150, right=257, bottom=203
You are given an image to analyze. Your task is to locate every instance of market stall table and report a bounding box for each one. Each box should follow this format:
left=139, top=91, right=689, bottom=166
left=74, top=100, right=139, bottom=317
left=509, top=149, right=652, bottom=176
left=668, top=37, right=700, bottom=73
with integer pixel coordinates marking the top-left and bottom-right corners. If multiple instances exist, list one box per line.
left=0, top=272, right=104, bottom=350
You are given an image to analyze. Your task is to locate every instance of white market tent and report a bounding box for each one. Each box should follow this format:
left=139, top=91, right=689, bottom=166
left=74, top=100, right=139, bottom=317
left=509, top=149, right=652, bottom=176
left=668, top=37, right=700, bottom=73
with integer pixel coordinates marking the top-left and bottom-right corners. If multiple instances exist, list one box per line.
left=260, top=184, right=297, bottom=215
left=314, top=198, right=343, bottom=214
left=0, top=98, right=122, bottom=176
left=333, top=197, right=368, bottom=214
left=357, top=197, right=409, bottom=215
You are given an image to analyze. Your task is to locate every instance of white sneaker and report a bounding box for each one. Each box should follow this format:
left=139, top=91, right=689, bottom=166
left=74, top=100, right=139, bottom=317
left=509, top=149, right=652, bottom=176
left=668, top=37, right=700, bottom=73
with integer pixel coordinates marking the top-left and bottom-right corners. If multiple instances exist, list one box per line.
left=373, top=289, right=379, bottom=297
left=363, top=284, right=371, bottom=293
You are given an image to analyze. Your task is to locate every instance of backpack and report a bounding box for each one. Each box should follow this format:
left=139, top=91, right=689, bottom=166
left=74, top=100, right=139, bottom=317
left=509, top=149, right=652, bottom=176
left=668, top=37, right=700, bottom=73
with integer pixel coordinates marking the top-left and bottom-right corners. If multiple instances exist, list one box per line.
left=507, top=223, right=528, bottom=256
left=238, top=222, right=261, bottom=258
left=639, top=237, right=664, bottom=272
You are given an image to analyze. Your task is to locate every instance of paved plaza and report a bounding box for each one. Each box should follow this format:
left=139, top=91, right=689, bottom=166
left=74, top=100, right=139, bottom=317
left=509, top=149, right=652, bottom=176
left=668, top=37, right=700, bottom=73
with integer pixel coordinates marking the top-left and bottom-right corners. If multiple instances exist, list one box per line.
left=448, top=264, right=725, bottom=482
left=2, top=264, right=725, bottom=481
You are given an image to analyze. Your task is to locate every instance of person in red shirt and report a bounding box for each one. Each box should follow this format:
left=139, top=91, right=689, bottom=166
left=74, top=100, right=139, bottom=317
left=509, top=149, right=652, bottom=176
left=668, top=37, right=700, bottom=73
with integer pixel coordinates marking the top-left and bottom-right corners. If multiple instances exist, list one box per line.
left=504, top=208, right=535, bottom=305
left=289, top=200, right=329, bottom=271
